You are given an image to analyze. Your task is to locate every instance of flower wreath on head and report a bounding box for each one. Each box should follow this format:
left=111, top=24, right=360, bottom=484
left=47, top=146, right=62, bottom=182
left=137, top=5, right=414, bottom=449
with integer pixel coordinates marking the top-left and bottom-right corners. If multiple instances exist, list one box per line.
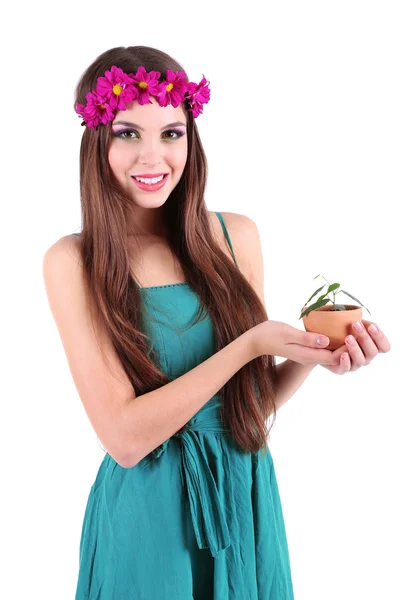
left=76, top=65, right=211, bottom=130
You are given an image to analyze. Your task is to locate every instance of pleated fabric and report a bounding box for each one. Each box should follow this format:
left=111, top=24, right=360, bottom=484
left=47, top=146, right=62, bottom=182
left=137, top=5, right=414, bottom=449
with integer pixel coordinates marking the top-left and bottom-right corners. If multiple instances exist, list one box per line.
left=74, top=213, right=294, bottom=599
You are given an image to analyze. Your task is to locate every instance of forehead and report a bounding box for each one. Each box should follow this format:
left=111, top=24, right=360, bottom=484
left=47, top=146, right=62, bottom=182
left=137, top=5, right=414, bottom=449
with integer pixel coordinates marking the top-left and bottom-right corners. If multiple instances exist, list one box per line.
left=112, top=96, right=187, bottom=129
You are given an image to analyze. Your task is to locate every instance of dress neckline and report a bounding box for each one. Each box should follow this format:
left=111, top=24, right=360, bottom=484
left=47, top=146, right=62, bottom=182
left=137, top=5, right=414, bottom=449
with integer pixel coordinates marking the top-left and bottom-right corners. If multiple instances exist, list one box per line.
left=136, top=281, right=190, bottom=292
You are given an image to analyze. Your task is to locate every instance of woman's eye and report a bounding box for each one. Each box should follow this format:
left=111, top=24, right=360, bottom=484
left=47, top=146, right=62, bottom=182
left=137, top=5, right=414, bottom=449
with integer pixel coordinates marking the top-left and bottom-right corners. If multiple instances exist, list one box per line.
left=163, top=129, right=185, bottom=140
left=114, top=130, right=138, bottom=140
left=114, top=129, right=184, bottom=141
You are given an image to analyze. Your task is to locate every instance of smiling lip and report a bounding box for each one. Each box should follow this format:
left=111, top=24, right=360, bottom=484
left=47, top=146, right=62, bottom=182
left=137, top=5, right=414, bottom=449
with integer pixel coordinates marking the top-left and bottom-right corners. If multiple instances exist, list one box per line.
left=131, top=172, right=169, bottom=178
left=131, top=173, right=169, bottom=192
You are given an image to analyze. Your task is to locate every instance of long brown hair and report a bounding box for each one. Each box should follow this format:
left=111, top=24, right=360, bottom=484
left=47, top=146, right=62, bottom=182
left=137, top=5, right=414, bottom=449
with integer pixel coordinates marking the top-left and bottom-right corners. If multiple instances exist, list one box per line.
left=73, top=45, right=278, bottom=457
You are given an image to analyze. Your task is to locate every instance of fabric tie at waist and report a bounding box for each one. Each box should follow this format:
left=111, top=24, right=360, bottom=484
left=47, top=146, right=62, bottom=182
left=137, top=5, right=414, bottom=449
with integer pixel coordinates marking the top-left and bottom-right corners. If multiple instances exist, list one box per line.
left=153, top=399, right=232, bottom=558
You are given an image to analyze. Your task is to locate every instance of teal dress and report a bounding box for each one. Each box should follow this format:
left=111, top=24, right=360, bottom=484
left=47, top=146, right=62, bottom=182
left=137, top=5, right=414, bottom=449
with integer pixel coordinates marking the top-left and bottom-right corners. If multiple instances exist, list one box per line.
left=74, top=212, right=294, bottom=599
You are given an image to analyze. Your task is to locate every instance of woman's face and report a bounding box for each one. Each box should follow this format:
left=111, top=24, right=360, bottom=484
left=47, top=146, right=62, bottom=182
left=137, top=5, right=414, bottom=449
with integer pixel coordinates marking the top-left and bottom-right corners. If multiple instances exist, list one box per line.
left=108, top=96, right=188, bottom=212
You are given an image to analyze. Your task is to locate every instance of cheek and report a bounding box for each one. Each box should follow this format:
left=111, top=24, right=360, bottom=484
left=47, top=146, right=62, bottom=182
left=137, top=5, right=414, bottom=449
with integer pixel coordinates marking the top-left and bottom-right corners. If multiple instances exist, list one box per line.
left=108, top=147, right=118, bottom=169
left=169, top=141, right=188, bottom=169
left=108, top=146, right=129, bottom=173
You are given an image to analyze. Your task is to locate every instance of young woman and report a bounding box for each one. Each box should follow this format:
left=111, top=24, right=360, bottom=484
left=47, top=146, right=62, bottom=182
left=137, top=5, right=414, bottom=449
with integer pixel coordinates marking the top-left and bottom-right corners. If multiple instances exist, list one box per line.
left=43, top=45, right=389, bottom=600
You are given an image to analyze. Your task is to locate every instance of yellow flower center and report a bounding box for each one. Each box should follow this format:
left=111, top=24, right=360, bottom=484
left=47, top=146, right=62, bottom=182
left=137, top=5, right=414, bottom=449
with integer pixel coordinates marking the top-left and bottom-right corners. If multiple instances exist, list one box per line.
left=138, top=81, right=148, bottom=89
left=166, top=83, right=174, bottom=92
left=112, top=83, right=123, bottom=96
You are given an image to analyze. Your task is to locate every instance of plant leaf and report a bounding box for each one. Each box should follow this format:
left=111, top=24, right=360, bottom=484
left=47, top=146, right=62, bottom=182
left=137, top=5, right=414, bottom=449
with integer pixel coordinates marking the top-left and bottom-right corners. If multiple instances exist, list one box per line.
left=299, top=297, right=330, bottom=319
left=339, top=289, right=371, bottom=315
left=303, top=285, right=326, bottom=308
left=327, top=282, right=340, bottom=293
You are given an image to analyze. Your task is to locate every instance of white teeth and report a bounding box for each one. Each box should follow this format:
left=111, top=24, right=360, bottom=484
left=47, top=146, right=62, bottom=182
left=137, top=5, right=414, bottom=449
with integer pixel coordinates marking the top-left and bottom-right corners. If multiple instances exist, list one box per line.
left=135, top=174, right=165, bottom=184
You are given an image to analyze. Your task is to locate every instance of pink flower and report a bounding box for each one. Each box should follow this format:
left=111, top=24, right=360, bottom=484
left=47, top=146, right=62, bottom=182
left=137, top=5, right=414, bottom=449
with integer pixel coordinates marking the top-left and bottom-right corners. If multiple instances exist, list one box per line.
left=76, top=91, right=114, bottom=129
left=154, top=69, right=189, bottom=108
left=129, top=66, right=162, bottom=106
left=185, top=75, right=211, bottom=118
left=75, top=65, right=210, bottom=128
left=94, top=65, right=137, bottom=111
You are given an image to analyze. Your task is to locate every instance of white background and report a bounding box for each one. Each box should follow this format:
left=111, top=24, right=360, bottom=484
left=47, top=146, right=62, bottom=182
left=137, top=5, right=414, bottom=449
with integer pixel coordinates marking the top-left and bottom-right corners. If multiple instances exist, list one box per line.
left=2, top=0, right=419, bottom=598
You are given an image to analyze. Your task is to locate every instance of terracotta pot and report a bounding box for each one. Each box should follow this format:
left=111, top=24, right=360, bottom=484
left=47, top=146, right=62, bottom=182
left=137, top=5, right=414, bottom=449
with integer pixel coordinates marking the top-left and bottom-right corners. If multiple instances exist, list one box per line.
left=301, top=304, right=363, bottom=350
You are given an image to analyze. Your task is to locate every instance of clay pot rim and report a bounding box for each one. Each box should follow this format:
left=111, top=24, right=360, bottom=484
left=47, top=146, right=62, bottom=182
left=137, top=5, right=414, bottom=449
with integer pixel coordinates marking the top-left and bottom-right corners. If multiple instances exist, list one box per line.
left=301, top=303, right=361, bottom=314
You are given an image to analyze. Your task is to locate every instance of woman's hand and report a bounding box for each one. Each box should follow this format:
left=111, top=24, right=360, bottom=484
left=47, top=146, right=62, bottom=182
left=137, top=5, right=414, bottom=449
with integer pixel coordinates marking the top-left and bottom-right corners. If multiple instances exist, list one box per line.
left=321, top=320, right=391, bottom=375
left=250, top=320, right=339, bottom=366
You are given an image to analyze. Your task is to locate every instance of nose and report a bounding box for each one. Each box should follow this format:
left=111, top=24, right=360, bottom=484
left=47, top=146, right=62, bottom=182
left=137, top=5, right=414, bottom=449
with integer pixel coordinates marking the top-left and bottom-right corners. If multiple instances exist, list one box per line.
left=138, top=141, right=161, bottom=167
left=141, top=160, right=160, bottom=167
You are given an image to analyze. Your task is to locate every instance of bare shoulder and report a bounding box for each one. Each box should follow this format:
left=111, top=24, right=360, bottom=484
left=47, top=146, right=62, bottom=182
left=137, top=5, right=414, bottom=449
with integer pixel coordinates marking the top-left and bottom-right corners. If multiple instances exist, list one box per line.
left=209, top=211, right=265, bottom=309
left=43, top=233, right=82, bottom=270
left=209, top=210, right=259, bottom=279
left=42, top=232, right=136, bottom=468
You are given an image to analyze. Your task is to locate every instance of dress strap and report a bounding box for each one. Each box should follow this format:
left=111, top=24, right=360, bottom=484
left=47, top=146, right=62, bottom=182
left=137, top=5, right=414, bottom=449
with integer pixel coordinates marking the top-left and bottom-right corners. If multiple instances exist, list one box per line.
left=215, top=212, right=239, bottom=269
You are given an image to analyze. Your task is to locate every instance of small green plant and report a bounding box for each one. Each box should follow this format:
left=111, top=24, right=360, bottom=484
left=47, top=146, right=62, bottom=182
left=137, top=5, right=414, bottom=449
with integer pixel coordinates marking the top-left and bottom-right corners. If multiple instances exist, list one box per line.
left=299, top=274, right=371, bottom=319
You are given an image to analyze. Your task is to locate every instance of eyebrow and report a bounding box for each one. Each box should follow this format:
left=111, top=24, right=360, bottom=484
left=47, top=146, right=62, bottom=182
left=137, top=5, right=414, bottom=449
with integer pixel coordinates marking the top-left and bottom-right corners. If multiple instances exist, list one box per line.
left=112, top=120, right=187, bottom=131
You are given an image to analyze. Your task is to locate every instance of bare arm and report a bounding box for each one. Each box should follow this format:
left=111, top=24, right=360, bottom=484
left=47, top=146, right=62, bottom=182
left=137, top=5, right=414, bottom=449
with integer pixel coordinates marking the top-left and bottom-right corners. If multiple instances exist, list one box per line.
left=122, top=328, right=258, bottom=468
left=43, top=234, right=261, bottom=471
left=224, top=213, right=318, bottom=417
left=270, top=360, right=317, bottom=413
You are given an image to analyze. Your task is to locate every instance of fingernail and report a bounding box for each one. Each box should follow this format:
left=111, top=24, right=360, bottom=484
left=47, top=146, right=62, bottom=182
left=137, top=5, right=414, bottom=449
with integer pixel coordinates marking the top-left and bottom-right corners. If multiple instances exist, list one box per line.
left=354, top=321, right=363, bottom=332
left=369, top=324, right=379, bottom=334
left=317, top=335, right=329, bottom=345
